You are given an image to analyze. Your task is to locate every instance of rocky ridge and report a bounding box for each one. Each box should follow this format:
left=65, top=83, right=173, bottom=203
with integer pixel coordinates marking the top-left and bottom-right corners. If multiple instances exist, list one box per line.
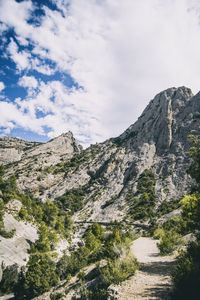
left=1, top=87, right=200, bottom=222
left=0, top=86, right=200, bottom=299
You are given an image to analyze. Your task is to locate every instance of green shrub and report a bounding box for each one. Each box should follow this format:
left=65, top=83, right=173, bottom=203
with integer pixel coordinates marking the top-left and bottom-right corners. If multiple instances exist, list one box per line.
left=153, top=227, right=165, bottom=239
left=55, top=185, right=89, bottom=215
left=100, top=252, right=139, bottom=286
left=127, top=169, right=156, bottom=220
left=50, top=292, right=63, bottom=300
left=0, top=228, right=16, bottom=238
left=14, top=254, right=59, bottom=299
left=157, top=230, right=183, bottom=255
left=0, top=263, right=18, bottom=295
left=156, top=199, right=180, bottom=217
left=172, top=241, right=200, bottom=300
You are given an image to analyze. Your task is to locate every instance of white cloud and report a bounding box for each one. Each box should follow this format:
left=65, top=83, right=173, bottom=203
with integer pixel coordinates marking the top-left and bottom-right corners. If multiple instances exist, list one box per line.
left=16, top=35, right=29, bottom=46
left=18, top=76, right=38, bottom=89
left=7, top=39, right=30, bottom=71
left=31, top=58, right=55, bottom=75
left=0, top=82, right=5, bottom=92
left=0, top=80, right=103, bottom=145
left=1, top=0, right=200, bottom=144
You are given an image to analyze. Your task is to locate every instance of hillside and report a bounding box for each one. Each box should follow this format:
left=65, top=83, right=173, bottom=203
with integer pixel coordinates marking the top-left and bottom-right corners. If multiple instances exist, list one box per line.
left=0, top=86, right=200, bottom=299
left=2, top=86, right=198, bottom=220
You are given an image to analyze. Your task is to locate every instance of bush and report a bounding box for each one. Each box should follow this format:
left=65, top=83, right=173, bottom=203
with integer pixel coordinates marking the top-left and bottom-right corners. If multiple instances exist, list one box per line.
left=127, top=169, right=156, bottom=220
left=14, top=254, right=59, bottom=299
left=157, top=230, right=183, bottom=255
left=50, top=292, right=63, bottom=300
left=153, top=227, right=165, bottom=239
left=0, top=228, right=16, bottom=238
left=100, top=252, right=139, bottom=286
left=172, top=241, right=200, bottom=300
left=0, top=263, right=18, bottom=295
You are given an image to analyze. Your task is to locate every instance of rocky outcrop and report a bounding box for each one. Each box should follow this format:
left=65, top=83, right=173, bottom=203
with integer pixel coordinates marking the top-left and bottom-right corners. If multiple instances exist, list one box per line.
left=0, top=137, right=40, bottom=164
left=2, top=87, right=200, bottom=222
left=0, top=131, right=82, bottom=165
left=0, top=213, right=38, bottom=268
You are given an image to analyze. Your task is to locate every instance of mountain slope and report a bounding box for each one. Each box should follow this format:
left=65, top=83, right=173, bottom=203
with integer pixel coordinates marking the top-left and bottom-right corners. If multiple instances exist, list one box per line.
left=2, top=87, right=199, bottom=223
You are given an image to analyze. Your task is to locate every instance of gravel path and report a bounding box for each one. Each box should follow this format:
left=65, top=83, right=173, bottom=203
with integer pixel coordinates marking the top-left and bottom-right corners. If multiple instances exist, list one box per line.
left=115, top=237, right=176, bottom=300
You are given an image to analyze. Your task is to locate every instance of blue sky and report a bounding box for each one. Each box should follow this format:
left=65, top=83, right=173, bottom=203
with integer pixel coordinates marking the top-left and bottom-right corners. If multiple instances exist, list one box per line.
left=0, top=0, right=200, bottom=146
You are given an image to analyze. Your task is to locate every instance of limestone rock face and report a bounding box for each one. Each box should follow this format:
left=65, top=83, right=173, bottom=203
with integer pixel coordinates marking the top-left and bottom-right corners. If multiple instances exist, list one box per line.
left=0, top=137, right=39, bottom=164
left=0, top=131, right=82, bottom=165
left=25, top=131, right=82, bottom=158
left=0, top=213, right=38, bottom=268
left=2, top=87, right=200, bottom=222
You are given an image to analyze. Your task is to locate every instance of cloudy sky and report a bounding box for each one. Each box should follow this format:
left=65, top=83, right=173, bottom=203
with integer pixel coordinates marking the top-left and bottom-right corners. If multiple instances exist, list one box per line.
left=0, top=0, right=200, bottom=146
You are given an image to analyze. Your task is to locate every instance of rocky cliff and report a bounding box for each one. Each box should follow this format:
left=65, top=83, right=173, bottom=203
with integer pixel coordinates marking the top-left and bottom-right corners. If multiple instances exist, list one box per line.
left=1, top=87, right=199, bottom=222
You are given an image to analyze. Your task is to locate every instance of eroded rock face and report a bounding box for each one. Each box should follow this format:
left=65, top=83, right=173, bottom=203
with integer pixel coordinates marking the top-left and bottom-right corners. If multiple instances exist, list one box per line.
left=0, top=131, right=82, bottom=165
left=0, top=213, right=38, bottom=268
left=2, top=87, right=200, bottom=222
left=0, top=137, right=39, bottom=164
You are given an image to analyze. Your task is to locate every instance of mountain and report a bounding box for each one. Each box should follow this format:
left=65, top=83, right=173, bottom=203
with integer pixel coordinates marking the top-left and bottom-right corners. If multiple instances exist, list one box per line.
left=1, top=87, right=199, bottom=220
left=0, top=86, right=200, bottom=299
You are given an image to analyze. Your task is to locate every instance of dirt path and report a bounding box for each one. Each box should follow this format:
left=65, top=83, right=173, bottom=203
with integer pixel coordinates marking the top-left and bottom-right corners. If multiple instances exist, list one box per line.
left=115, top=237, right=176, bottom=300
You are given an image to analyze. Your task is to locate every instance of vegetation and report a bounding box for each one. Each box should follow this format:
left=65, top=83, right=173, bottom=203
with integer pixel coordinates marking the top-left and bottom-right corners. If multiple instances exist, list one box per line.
left=157, top=230, right=183, bottom=255
left=111, top=131, right=137, bottom=147
left=101, top=195, right=118, bottom=209
left=171, top=135, right=200, bottom=299
left=127, top=169, right=156, bottom=220
left=54, top=184, right=90, bottom=215
left=49, top=147, right=101, bottom=175
left=0, top=264, right=18, bottom=296
left=57, top=222, right=139, bottom=298
left=14, top=254, right=59, bottom=299
left=156, top=198, right=180, bottom=217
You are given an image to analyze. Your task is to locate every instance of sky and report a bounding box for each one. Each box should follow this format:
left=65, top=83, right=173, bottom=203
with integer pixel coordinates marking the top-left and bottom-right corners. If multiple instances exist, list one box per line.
left=0, top=0, right=200, bottom=147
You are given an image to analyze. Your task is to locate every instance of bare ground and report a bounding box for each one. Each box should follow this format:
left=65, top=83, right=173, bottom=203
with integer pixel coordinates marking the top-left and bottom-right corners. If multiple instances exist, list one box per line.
left=114, top=237, right=176, bottom=300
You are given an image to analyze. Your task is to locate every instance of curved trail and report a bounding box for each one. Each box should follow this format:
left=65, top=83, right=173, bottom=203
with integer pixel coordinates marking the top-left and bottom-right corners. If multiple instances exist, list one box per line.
left=116, top=237, right=176, bottom=300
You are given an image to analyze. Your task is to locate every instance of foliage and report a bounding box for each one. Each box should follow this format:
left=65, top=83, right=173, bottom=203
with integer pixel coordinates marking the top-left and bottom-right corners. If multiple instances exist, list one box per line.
left=162, top=216, right=188, bottom=235
left=0, top=228, right=16, bottom=238
left=157, top=230, right=183, bottom=255
left=0, top=169, right=17, bottom=238
left=30, top=222, right=59, bottom=253
left=187, top=135, right=200, bottom=188
left=0, top=263, right=18, bottom=295
left=50, top=292, right=63, bottom=300
left=73, top=249, right=139, bottom=300
left=99, top=252, right=139, bottom=286
left=172, top=241, right=200, bottom=300
left=127, top=169, right=156, bottom=220
left=14, top=254, right=59, bottom=299
left=180, top=193, right=200, bottom=232
left=56, top=246, right=90, bottom=280
left=53, top=152, right=91, bottom=174
left=55, top=185, right=89, bottom=215
left=156, top=198, right=180, bottom=217
left=172, top=135, right=200, bottom=299
left=153, top=227, right=165, bottom=240
left=0, top=170, right=18, bottom=203
left=101, top=195, right=118, bottom=209
left=57, top=223, right=135, bottom=277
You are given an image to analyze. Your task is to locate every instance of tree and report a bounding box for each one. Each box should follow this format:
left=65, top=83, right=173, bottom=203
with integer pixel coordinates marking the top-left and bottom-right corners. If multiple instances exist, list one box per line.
left=172, top=135, right=200, bottom=299
left=42, top=200, right=58, bottom=226
left=0, top=263, right=18, bottom=295
left=0, top=164, right=5, bottom=177
left=14, top=254, right=59, bottom=299
left=180, top=194, right=200, bottom=232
